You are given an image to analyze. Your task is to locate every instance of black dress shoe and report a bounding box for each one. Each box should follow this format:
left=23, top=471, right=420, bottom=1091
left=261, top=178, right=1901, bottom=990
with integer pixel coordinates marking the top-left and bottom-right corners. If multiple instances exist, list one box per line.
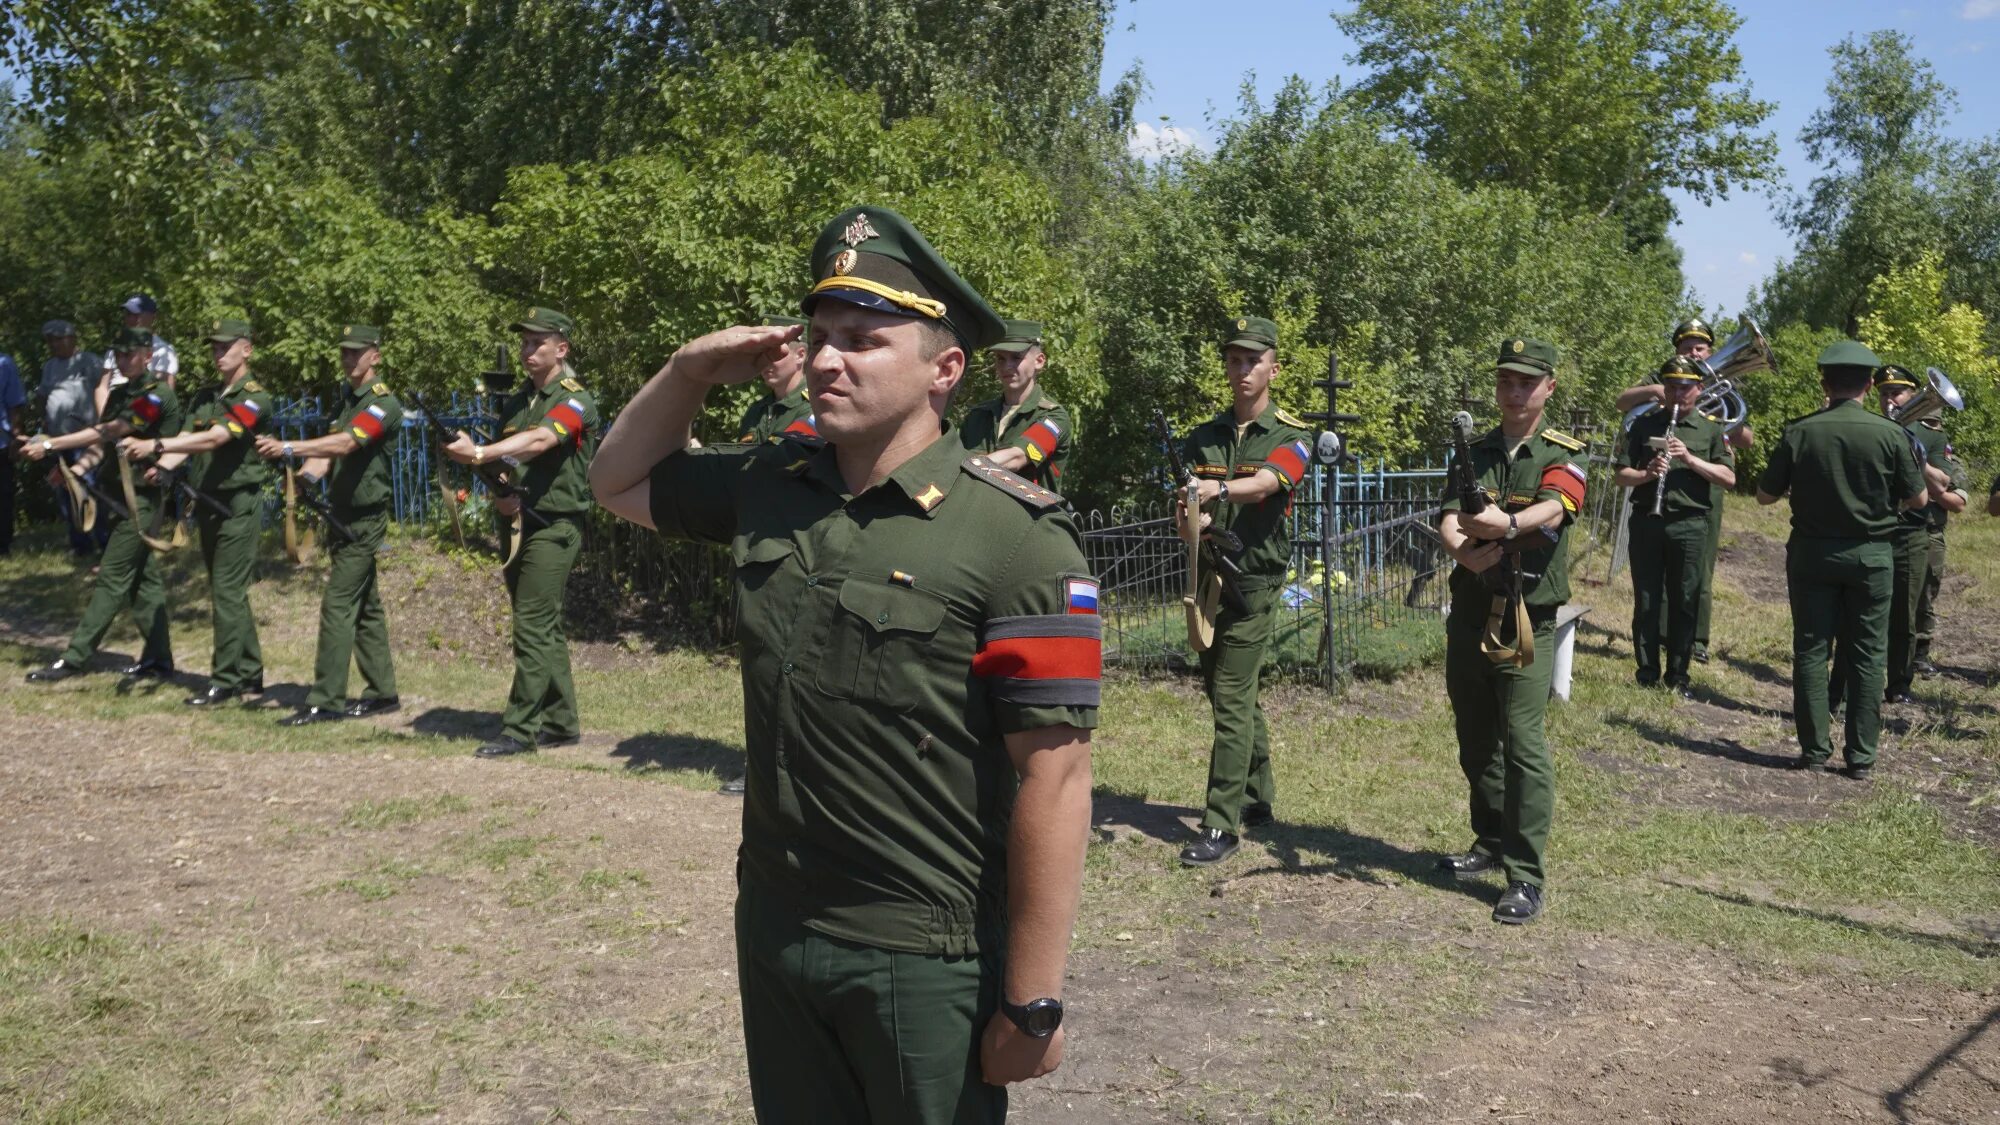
left=1665, top=679, right=1695, bottom=700
left=1178, top=827, right=1239, bottom=867
left=1437, top=851, right=1500, bottom=878
left=343, top=695, right=401, bottom=719
left=536, top=732, right=581, bottom=749
left=1692, top=645, right=1711, bottom=665
left=1493, top=881, right=1544, bottom=925
left=26, top=659, right=85, bottom=683
left=1241, top=803, right=1274, bottom=829
left=1914, top=660, right=1938, bottom=678
left=118, top=658, right=174, bottom=679
left=184, top=685, right=241, bottom=707
left=475, top=737, right=535, bottom=758
left=1842, top=764, right=1873, bottom=782
left=1884, top=691, right=1916, bottom=705
left=719, top=777, right=747, bottom=796
left=1787, top=755, right=1828, bottom=771
left=280, top=707, right=346, bottom=727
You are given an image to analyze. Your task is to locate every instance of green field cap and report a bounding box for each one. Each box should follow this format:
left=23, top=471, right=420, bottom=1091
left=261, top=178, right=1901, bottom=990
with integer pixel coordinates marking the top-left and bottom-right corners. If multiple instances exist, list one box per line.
left=1223, top=316, right=1279, bottom=352
left=206, top=317, right=252, bottom=343
left=112, top=326, right=154, bottom=352
left=802, top=206, right=1005, bottom=351
left=509, top=306, right=576, bottom=336
left=339, top=323, right=383, bottom=349
left=1497, top=336, right=1557, bottom=375
left=1817, top=340, right=1880, bottom=371
left=991, top=319, right=1044, bottom=354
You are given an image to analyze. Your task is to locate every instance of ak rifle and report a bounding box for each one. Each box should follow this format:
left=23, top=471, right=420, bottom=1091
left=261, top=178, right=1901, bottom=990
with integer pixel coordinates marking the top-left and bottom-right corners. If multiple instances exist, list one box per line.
left=1447, top=411, right=1556, bottom=666
left=409, top=392, right=549, bottom=531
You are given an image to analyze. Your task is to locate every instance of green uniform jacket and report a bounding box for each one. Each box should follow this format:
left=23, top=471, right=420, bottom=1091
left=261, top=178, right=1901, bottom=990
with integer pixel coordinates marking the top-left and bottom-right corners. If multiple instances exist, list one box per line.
left=1180, top=404, right=1313, bottom=588
left=958, top=394, right=1073, bottom=489
left=187, top=377, right=274, bottom=494
left=1758, top=399, right=1924, bottom=540
left=328, top=379, right=405, bottom=514
left=1440, top=427, right=1589, bottom=613
left=1906, top=420, right=1965, bottom=533
left=733, top=385, right=815, bottom=445
left=109, top=372, right=185, bottom=491
left=1621, top=409, right=1731, bottom=514
left=498, top=371, right=600, bottom=517
left=647, top=429, right=1101, bottom=956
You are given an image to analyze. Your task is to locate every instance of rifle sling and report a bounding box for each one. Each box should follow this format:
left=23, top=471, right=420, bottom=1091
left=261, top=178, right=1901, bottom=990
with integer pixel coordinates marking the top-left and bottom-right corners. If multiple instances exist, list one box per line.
left=118, top=455, right=179, bottom=553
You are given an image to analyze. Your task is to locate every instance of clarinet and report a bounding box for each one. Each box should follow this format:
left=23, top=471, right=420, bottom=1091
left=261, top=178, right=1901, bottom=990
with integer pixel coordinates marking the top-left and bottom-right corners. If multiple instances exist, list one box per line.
left=1650, top=403, right=1681, bottom=518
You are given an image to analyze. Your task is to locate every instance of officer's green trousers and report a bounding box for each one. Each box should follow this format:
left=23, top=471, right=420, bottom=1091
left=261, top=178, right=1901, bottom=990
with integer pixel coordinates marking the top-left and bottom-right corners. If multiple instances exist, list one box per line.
left=501, top=517, right=580, bottom=745
left=306, top=511, right=396, bottom=710
left=1913, top=530, right=1945, bottom=666
left=1631, top=510, right=1709, bottom=685
left=196, top=487, right=264, bottom=690
left=1788, top=537, right=1892, bottom=766
left=61, top=498, right=172, bottom=667
left=1696, top=494, right=1723, bottom=650
left=1445, top=608, right=1556, bottom=888
left=1198, top=584, right=1279, bottom=834
left=735, top=889, right=1004, bottom=1125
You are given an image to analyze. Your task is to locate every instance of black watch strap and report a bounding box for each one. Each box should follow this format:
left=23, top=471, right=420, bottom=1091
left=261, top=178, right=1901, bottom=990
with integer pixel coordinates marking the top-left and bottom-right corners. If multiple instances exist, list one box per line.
left=1001, top=997, right=1063, bottom=1039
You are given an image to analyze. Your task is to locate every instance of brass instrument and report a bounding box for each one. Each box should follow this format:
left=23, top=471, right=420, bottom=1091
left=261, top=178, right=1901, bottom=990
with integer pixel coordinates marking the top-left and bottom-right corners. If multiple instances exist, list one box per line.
left=1621, top=316, right=1772, bottom=437
left=1889, top=367, right=1965, bottom=427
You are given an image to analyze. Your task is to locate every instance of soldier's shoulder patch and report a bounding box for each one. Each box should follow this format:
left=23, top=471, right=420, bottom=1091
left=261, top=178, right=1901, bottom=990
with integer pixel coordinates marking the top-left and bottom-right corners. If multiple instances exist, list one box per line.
left=371, top=382, right=390, bottom=396
left=1273, top=407, right=1311, bottom=431
left=243, top=380, right=264, bottom=394
left=560, top=377, right=584, bottom=393
left=962, top=456, right=1060, bottom=510
left=1539, top=428, right=1586, bottom=452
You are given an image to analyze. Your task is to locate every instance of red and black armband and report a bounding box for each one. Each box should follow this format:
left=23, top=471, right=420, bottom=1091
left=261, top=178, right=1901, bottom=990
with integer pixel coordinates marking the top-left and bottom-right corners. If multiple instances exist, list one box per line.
left=1540, top=461, right=1588, bottom=513
left=971, top=608, right=1102, bottom=708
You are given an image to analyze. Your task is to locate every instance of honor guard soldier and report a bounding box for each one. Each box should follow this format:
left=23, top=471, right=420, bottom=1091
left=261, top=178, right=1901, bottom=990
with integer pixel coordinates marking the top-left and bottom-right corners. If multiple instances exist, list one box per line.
left=258, top=325, right=404, bottom=725
left=731, top=315, right=816, bottom=443
left=1756, top=342, right=1928, bottom=779
left=1174, top=315, right=1311, bottom=867
left=1615, top=357, right=1735, bottom=694
left=1879, top=366, right=1969, bottom=679
left=132, top=317, right=274, bottom=706
left=20, top=327, right=185, bottom=682
left=958, top=320, right=1073, bottom=490
left=443, top=307, right=599, bottom=758
left=589, top=206, right=1097, bottom=1122
left=1437, top=338, right=1588, bottom=925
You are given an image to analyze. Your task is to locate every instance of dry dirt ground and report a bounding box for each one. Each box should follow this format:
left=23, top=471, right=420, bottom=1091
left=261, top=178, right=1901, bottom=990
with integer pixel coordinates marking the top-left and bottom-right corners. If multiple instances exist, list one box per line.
left=1, top=517, right=1996, bottom=1123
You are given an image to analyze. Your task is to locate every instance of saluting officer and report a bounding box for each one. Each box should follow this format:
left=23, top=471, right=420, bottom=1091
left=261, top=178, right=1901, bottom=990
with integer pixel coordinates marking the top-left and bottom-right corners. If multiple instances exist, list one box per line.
left=958, top=320, right=1073, bottom=490
left=20, top=327, right=185, bottom=682
left=731, top=314, right=816, bottom=443
left=257, top=324, right=404, bottom=726
left=1755, top=342, right=1928, bottom=780
left=132, top=318, right=274, bottom=706
left=590, top=206, right=1097, bottom=1121
left=1437, top=338, right=1589, bottom=925
left=443, top=307, right=600, bottom=758
left=1175, top=316, right=1312, bottom=867
left=1615, top=356, right=1735, bottom=694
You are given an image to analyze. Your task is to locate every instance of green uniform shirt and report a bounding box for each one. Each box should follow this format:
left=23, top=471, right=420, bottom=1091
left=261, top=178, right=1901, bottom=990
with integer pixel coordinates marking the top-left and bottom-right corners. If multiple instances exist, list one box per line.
left=1621, top=408, right=1731, bottom=514
left=327, top=379, right=405, bottom=513
left=1180, top=404, right=1314, bottom=588
left=1759, top=399, right=1924, bottom=540
left=958, top=394, right=1073, bottom=489
left=1440, top=427, right=1589, bottom=611
left=646, top=429, right=1101, bottom=956
left=733, top=385, right=815, bottom=444
left=186, top=377, right=274, bottom=494
left=108, top=371, right=185, bottom=486
left=498, top=371, right=600, bottom=517
left=1907, top=420, right=1964, bottom=533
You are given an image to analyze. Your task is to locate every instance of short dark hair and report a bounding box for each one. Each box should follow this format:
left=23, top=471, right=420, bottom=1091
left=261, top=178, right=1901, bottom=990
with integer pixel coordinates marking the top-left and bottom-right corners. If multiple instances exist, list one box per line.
left=1820, top=365, right=1874, bottom=396
left=915, top=319, right=960, bottom=362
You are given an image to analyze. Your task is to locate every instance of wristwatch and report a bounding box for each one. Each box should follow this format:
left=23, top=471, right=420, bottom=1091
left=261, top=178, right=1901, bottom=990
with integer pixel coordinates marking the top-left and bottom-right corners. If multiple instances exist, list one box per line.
left=1001, top=997, right=1064, bottom=1039
left=473, top=444, right=484, bottom=464
left=1217, top=480, right=1230, bottom=503
left=1504, top=513, right=1519, bottom=540
left=38, top=438, right=53, bottom=453
left=282, top=442, right=294, bottom=459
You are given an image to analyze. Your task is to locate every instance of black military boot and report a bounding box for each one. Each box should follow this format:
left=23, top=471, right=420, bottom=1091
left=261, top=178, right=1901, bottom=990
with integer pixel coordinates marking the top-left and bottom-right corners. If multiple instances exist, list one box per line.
left=1493, top=882, right=1544, bottom=925
left=26, top=659, right=85, bottom=683
left=1437, top=851, right=1500, bottom=878
left=1178, top=828, right=1239, bottom=867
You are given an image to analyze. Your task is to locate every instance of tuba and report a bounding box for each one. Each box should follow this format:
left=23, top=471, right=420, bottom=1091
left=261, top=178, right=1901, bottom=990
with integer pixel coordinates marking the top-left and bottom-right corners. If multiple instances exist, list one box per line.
left=1689, top=316, right=1774, bottom=435
left=1889, top=367, right=1965, bottom=427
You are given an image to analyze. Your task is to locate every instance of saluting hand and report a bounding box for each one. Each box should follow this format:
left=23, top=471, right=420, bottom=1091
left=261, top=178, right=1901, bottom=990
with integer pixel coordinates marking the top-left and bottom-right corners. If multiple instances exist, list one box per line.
left=980, top=1014, right=1063, bottom=1086
left=670, top=323, right=804, bottom=387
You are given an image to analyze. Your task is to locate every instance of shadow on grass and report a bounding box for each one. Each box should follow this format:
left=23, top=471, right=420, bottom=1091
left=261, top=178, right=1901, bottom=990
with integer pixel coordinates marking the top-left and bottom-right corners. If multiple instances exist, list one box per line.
left=410, top=706, right=500, bottom=740
left=1928, top=663, right=1995, bottom=689
left=1720, top=652, right=1791, bottom=690
left=608, top=732, right=741, bottom=776
left=1607, top=714, right=1798, bottom=769
left=1669, top=882, right=2000, bottom=960
left=1686, top=684, right=1791, bottom=722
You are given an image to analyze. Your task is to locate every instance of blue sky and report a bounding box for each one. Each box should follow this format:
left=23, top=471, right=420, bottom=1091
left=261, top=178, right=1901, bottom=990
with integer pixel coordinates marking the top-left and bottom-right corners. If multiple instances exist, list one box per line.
left=1104, top=0, right=2000, bottom=314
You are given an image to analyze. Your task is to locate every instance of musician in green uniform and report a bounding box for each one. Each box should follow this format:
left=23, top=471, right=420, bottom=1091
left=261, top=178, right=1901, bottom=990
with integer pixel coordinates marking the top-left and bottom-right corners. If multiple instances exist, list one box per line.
left=958, top=320, right=1073, bottom=490
left=257, top=324, right=405, bottom=725
left=20, top=328, right=185, bottom=682
left=129, top=318, right=274, bottom=706
left=1615, top=357, right=1735, bottom=694
left=731, top=315, right=814, bottom=443
left=1756, top=341, right=1927, bottom=779
left=443, top=307, right=600, bottom=757
left=1437, top=337, right=1589, bottom=925
left=1174, top=316, right=1312, bottom=867
left=1877, top=367, right=1969, bottom=678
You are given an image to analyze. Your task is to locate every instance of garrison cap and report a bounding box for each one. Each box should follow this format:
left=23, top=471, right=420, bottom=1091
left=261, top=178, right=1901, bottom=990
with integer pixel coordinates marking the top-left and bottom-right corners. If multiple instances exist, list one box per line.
left=1223, top=316, right=1279, bottom=352
left=991, top=319, right=1044, bottom=354
left=121, top=293, right=159, bottom=315
left=41, top=319, right=76, bottom=337
left=111, top=326, right=154, bottom=352
left=1497, top=336, right=1558, bottom=376
left=509, top=306, right=576, bottom=337
left=802, top=206, right=1006, bottom=351
left=761, top=315, right=809, bottom=330
left=206, top=317, right=252, bottom=343
left=1817, top=339, right=1880, bottom=372
left=1659, top=356, right=1703, bottom=382
left=339, top=323, right=383, bottom=349
left=1672, top=318, right=1714, bottom=346
left=1874, top=364, right=1918, bottom=389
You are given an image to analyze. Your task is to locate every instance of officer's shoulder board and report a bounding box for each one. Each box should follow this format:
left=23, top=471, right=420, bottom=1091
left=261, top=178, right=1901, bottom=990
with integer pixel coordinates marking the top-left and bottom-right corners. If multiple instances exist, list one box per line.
left=1539, top=428, right=1586, bottom=452
left=371, top=382, right=390, bottom=396
left=777, top=429, right=826, bottom=451
left=560, top=377, right=584, bottom=393
left=1274, top=407, right=1310, bottom=430
left=1038, top=397, right=1059, bottom=411
left=962, top=456, right=1060, bottom=510
left=243, top=379, right=264, bottom=395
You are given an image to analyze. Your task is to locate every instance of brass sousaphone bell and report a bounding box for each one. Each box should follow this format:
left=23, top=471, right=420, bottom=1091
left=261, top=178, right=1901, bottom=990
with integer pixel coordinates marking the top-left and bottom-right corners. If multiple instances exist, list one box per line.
left=1620, top=316, right=1772, bottom=437
left=1889, top=366, right=1966, bottom=427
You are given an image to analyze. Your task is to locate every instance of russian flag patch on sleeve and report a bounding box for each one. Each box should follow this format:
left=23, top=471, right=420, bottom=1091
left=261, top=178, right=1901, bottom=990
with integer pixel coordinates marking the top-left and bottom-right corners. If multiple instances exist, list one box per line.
left=544, top=397, right=586, bottom=442
left=781, top=415, right=819, bottom=439
left=1022, top=418, right=1063, bottom=464
left=350, top=402, right=389, bottom=445
left=226, top=399, right=262, bottom=431
left=1066, top=577, right=1099, bottom=615
left=1266, top=438, right=1310, bottom=485
left=130, top=393, right=162, bottom=428
left=1541, top=461, right=1588, bottom=512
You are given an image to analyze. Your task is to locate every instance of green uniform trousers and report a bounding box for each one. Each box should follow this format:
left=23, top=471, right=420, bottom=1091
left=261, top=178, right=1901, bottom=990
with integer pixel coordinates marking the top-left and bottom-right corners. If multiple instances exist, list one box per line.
left=196, top=487, right=265, bottom=690
left=61, top=497, right=173, bottom=668
left=1445, top=609, right=1556, bottom=888
left=1913, top=531, right=1945, bottom=666
left=306, top=511, right=396, bottom=710
left=735, top=887, right=1004, bottom=1125
left=1630, top=511, right=1709, bottom=686
left=1788, top=538, right=1892, bottom=767
left=1696, top=495, right=1722, bottom=652
left=501, top=517, right=581, bottom=745
left=1884, top=527, right=1926, bottom=697
left=1198, top=584, right=1279, bottom=834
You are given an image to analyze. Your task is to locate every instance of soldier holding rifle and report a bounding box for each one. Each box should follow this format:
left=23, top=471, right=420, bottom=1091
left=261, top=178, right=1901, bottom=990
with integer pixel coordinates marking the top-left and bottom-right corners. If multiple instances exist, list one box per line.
left=1436, top=338, right=1588, bottom=925
left=256, top=324, right=404, bottom=726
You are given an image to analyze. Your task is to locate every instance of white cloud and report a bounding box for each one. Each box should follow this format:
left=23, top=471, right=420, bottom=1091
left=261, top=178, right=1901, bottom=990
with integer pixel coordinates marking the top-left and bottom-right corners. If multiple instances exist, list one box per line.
left=1702, top=262, right=1719, bottom=274
left=1963, top=1, right=2000, bottom=20
left=1737, top=251, right=1758, bottom=265
left=1128, top=122, right=1207, bottom=161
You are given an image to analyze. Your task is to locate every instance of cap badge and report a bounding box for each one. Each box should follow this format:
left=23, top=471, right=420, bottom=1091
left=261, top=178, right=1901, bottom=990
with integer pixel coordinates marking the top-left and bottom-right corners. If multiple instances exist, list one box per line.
left=841, top=214, right=880, bottom=248
left=212, top=320, right=222, bottom=332
left=1511, top=340, right=1525, bottom=353
left=1236, top=319, right=1248, bottom=331
left=833, top=248, right=858, bottom=276
left=344, top=325, right=354, bottom=336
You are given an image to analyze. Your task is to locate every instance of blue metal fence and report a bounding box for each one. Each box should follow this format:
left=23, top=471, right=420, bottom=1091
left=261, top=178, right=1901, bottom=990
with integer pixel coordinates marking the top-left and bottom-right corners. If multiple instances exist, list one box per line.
left=269, top=392, right=502, bottom=524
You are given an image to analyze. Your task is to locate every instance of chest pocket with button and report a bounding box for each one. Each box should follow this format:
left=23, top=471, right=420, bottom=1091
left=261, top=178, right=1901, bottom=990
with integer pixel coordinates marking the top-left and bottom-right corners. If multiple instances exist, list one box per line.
left=816, top=577, right=949, bottom=709
left=731, top=535, right=799, bottom=647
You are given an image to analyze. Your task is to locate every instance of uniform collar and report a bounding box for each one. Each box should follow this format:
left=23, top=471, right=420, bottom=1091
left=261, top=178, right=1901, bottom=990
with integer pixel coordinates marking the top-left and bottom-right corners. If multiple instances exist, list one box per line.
left=773, top=384, right=808, bottom=410
left=1214, top=402, right=1278, bottom=433
left=802, top=427, right=965, bottom=518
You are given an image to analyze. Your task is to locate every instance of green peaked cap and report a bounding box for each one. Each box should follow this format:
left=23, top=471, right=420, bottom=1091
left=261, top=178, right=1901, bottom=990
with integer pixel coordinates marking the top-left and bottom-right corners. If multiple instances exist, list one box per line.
left=206, top=317, right=252, bottom=343
left=801, top=206, right=1005, bottom=352
left=509, top=306, right=575, bottom=336
left=1223, top=316, right=1279, bottom=351
left=1497, top=336, right=1558, bottom=375
left=339, top=323, right=383, bottom=349
left=1817, top=340, right=1880, bottom=370
left=991, top=319, right=1044, bottom=354
left=112, top=326, right=154, bottom=352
